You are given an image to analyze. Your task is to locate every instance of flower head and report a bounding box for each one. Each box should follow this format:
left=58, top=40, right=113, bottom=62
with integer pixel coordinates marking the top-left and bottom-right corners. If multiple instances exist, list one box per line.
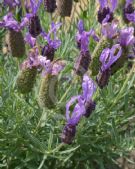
left=0, top=12, right=28, bottom=31
left=102, top=19, right=119, bottom=39
left=76, top=20, right=99, bottom=52
left=42, top=22, right=62, bottom=49
left=41, top=22, right=62, bottom=60
left=4, top=0, right=21, bottom=8
left=123, top=0, right=135, bottom=23
left=118, top=27, right=135, bottom=47
left=21, top=47, right=39, bottom=70
left=66, top=75, right=96, bottom=125
left=98, top=0, right=118, bottom=24
left=100, top=44, right=122, bottom=71
left=39, top=56, right=65, bottom=76
left=62, top=75, right=96, bottom=144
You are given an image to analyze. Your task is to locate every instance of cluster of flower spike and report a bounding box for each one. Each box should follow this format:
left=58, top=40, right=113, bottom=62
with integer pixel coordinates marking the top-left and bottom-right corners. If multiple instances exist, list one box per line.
left=0, top=0, right=135, bottom=145
left=61, top=0, right=135, bottom=144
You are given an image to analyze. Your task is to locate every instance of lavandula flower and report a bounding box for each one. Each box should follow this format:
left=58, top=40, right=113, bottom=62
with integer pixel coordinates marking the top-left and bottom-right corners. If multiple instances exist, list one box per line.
left=24, top=33, right=36, bottom=48
left=97, top=0, right=118, bottom=24
left=44, top=0, right=57, bottom=13
left=111, top=27, right=135, bottom=74
left=4, top=0, right=21, bottom=9
left=41, top=22, right=62, bottom=61
left=90, top=20, right=118, bottom=76
left=96, top=44, right=122, bottom=88
left=0, top=13, right=28, bottom=57
left=61, top=75, right=96, bottom=144
left=26, top=0, right=43, bottom=37
left=123, top=0, right=135, bottom=23
left=74, top=20, right=99, bottom=76
left=38, top=56, right=65, bottom=109
left=57, top=0, right=73, bottom=17
left=16, top=47, right=39, bottom=93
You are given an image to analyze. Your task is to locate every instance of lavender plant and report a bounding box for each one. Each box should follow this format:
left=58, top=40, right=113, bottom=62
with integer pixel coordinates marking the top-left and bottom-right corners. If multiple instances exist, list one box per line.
left=0, top=0, right=135, bottom=168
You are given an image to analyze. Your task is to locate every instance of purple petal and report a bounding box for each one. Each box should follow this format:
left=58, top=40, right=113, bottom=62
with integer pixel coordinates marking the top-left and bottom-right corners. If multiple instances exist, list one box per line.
left=99, top=0, right=107, bottom=9
left=102, top=14, right=111, bottom=24
left=126, top=0, right=133, bottom=7
left=88, top=29, right=99, bottom=42
left=126, top=12, right=135, bottom=23
left=119, top=27, right=135, bottom=46
left=82, top=75, right=96, bottom=101
left=66, top=96, right=81, bottom=121
left=110, top=0, right=118, bottom=11
left=100, top=44, right=122, bottom=71
left=52, top=60, right=66, bottom=75
left=38, top=56, right=52, bottom=74
left=78, top=20, right=84, bottom=34
left=24, top=33, right=36, bottom=47
left=102, top=20, right=119, bottom=39
left=69, top=97, right=85, bottom=125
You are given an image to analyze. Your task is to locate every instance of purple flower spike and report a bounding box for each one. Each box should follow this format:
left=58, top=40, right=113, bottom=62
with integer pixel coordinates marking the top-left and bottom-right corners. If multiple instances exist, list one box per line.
left=62, top=75, right=96, bottom=144
left=119, top=27, right=135, bottom=47
left=100, top=44, right=122, bottom=71
left=22, top=0, right=43, bottom=37
left=42, top=22, right=62, bottom=49
left=41, top=22, right=62, bottom=61
left=98, top=0, right=118, bottom=24
left=4, top=0, right=21, bottom=8
left=97, top=44, right=122, bottom=88
left=0, top=12, right=28, bottom=31
left=76, top=20, right=99, bottom=51
left=123, top=0, right=135, bottom=23
left=65, top=75, right=96, bottom=123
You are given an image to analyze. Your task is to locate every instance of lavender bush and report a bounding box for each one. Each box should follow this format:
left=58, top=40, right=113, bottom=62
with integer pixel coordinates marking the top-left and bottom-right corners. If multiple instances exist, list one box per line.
left=0, top=0, right=135, bottom=168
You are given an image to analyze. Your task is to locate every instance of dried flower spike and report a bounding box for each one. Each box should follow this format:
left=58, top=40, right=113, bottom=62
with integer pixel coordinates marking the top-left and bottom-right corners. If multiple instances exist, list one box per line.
left=44, top=0, right=57, bottom=13
left=7, top=30, right=25, bottom=58
left=57, top=0, right=73, bottom=17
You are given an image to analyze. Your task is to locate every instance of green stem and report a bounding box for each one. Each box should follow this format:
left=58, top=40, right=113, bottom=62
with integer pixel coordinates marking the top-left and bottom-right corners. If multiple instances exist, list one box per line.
left=38, top=155, right=47, bottom=169
left=35, top=108, right=47, bottom=133
left=58, top=76, right=77, bottom=104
